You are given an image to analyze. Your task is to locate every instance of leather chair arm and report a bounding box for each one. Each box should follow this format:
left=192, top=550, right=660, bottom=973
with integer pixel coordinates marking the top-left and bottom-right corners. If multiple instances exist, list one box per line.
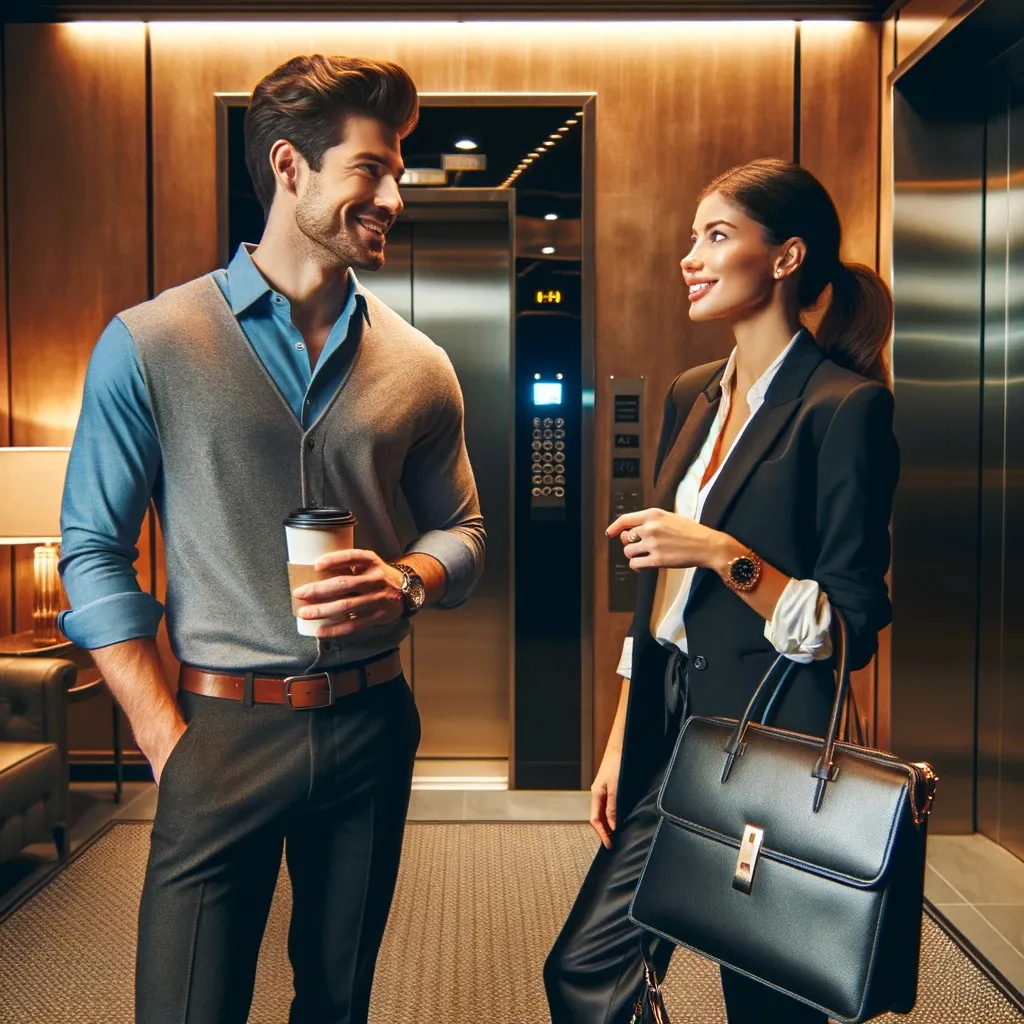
left=0, top=656, right=74, bottom=748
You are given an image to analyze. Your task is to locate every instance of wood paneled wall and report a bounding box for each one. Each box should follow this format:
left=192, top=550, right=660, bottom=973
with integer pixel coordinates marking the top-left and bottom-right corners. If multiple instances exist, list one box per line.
left=4, top=22, right=149, bottom=754
left=0, top=41, right=10, bottom=638
left=893, top=0, right=970, bottom=66
left=3, top=18, right=884, bottom=769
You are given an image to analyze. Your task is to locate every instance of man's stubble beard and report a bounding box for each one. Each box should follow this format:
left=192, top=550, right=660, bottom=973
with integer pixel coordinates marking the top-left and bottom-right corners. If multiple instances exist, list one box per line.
left=294, top=179, right=385, bottom=273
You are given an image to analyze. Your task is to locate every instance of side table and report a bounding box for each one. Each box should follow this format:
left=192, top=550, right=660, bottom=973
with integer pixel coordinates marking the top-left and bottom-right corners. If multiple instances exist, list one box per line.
left=0, top=630, right=124, bottom=803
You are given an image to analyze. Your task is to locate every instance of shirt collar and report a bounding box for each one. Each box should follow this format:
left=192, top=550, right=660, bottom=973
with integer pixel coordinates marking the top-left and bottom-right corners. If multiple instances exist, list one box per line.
left=720, top=331, right=802, bottom=408
left=226, top=242, right=370, bottom=326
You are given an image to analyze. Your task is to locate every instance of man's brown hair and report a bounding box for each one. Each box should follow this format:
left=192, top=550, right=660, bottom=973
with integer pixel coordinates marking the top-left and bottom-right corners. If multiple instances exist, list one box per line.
left=244, top=54, right=420, bottom=214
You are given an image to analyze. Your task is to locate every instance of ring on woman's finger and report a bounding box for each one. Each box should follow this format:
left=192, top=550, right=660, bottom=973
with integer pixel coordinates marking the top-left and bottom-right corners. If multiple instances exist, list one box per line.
left=628, top=530, right=641, bottom=544
left=347, top=612, right=358, bottom=621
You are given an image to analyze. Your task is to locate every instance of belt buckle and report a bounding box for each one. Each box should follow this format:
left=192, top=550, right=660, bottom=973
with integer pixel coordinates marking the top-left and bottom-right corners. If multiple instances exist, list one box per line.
left=283, top=672, right=334, bottom=710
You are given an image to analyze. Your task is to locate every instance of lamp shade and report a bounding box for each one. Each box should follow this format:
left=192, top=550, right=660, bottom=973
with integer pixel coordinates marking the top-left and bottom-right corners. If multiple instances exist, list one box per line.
left=0, top=447, right=71, bottom=544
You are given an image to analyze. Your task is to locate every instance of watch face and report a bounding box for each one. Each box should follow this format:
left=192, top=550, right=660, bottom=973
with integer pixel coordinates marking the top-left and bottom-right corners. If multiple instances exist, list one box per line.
left=730, top=556, right=758, bottom=586
left=407, top=577, right=426, bottom=610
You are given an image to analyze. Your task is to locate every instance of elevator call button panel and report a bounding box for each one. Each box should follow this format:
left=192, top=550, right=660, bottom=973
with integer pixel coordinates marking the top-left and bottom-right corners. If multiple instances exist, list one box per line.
left=529, top=374, right=568, bottom=520
left=609, top=376, right=645, bottom=612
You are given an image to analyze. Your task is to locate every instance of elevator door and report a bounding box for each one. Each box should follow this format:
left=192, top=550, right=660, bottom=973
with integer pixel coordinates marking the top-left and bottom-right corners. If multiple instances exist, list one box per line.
left=978, top=75, right=1024, bottom=861
left=368, top=215, right=512, bottom=762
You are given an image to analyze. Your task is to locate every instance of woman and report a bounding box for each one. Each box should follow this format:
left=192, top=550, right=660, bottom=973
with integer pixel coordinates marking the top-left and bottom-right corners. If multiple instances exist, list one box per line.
left=544, top=158, right=899, bottom=1023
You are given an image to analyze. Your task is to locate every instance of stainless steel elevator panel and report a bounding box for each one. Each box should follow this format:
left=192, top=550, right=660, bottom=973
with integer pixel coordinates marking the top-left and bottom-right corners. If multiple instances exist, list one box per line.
left=979, top=78, right=1024, bottom=860
left=1005, top=79, right=1024, bottom=861
left=369, top=217, right=512, bottom=759
left=978, top=98, right=1010, bottom=844
left=891, top=91, right=984, bottom=832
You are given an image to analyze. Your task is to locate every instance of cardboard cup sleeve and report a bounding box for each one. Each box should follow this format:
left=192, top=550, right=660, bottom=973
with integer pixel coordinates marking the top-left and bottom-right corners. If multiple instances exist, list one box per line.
left=287, top=562, right=338, bottom=616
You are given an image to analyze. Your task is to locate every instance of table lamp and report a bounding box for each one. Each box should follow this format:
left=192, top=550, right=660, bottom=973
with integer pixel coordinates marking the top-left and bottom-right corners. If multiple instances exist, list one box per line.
left=0, top=446, right=71, bottom=644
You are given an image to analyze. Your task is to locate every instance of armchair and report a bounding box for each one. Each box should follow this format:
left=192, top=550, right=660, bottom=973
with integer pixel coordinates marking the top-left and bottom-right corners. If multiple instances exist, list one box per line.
left=0, top=656, right=72, bottom=864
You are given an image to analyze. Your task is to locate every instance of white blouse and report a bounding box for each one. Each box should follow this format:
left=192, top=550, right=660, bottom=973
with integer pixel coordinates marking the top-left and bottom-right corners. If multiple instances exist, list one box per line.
left=616, top=336, right=833, bottom=680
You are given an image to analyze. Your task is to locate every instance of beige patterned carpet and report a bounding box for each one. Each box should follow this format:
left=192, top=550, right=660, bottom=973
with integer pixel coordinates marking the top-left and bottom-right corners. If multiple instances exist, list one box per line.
left=0, top=821, right=1020, bottom=1023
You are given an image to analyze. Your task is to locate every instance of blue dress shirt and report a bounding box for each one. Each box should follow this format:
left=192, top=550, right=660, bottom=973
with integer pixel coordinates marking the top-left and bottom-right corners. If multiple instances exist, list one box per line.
left=59, top=243, right=367, bottom=649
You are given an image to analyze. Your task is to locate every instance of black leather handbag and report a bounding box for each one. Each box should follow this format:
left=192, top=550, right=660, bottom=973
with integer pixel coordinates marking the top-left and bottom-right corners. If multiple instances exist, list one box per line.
left=628, top=611, right=938, bottom=1023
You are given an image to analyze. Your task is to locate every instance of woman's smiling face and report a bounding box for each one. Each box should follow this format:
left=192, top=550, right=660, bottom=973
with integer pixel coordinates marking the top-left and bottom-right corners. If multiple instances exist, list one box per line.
left=680, top=190, right=780, bottom=323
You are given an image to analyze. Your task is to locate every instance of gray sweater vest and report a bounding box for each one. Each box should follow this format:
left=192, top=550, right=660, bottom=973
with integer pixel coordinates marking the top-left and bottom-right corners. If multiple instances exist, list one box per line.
left=120, top=273, right=483, bottom=673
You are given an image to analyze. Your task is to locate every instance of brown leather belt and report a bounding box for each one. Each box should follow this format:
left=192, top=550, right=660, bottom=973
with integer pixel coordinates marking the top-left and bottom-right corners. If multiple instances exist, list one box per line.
left=178, top=650, right=403, bottom=710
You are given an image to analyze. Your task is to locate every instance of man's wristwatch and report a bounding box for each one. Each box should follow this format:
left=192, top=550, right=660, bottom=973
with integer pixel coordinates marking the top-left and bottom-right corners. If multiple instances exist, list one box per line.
left=391, top=563, right=426, bottom=618
left=723, top=550, right=763, bottom=593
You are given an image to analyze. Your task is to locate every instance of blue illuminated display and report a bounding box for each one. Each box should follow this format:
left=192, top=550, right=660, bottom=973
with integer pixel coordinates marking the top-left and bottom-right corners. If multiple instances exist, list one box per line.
left=533, top=382, right=563, bottom=406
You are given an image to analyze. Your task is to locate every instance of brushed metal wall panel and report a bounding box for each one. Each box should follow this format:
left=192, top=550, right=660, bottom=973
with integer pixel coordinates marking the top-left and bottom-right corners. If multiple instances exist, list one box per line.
left=977, top=95, right=1009, bottom=844
left=379, top=219, right=513, bottom=760
left=890, top=88, right=984, bottom=833
left=1000, top=77, right=1024, bottom=860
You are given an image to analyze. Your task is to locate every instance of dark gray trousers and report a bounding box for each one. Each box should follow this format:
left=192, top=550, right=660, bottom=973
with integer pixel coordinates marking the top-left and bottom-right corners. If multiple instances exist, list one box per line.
left=136, top=672, right=420, bottom=1024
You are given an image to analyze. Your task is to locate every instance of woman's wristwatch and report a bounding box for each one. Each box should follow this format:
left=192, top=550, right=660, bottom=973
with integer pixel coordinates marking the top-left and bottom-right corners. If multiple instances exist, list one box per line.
left=722, top=550, right=763, bottom=593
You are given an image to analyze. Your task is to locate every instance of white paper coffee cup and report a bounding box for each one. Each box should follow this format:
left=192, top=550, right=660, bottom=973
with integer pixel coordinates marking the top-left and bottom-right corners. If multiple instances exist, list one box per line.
left=284, top=508, right=357, bottom=636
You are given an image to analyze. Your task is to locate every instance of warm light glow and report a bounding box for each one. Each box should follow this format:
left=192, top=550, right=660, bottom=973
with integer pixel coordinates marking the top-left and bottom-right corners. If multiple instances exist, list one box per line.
left=542, top=246, right=556, bottom=255
left=567, top=119, right=579, bottom=125
left=543, top=141, right=555, bottom=148
left=61, top=21, right=144, bottom=41
left=455, top=139, right=478, bottom=150
left=545, top=213, right=559, bottom=220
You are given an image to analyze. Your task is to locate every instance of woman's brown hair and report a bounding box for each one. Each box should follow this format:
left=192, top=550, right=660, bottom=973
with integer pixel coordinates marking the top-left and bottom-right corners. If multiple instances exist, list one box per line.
left=244, top=54, right=420, bottom=215
left=699, top=158, right=893, bottom=387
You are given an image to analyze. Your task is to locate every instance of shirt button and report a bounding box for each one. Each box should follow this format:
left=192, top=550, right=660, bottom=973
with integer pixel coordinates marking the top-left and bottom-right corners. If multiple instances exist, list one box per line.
left=274, top=295, right=284, bottom=304
left=692, top=655, right=707, bottom=671
left=307, top=438, right=315, bottom=449
left=308, top=498, right=318, bottom=508
left=295, top=342, right=305, bottom=351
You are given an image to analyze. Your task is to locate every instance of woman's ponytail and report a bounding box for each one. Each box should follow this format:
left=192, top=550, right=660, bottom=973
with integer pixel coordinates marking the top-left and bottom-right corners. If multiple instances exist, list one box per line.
left=815, top=262, right=893, bottom=388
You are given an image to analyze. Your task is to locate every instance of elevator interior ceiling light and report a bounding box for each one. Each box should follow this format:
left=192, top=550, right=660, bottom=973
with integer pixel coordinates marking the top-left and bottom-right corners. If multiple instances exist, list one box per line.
left=542, top=246, right=556, bottom=255
left=545, top=213, right=559, bottom=221
left=534, top=373, right=542, bottom=380
left=454, top=139, right=478, bottom=151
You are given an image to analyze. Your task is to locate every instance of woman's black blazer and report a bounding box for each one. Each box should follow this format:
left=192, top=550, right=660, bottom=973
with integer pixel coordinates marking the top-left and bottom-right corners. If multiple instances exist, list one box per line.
left=617, top=328, right=900, bottom=817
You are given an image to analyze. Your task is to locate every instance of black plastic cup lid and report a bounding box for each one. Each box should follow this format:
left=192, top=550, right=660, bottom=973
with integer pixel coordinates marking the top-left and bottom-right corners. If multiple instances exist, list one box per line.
left=284, top=508, right=357, bottom=529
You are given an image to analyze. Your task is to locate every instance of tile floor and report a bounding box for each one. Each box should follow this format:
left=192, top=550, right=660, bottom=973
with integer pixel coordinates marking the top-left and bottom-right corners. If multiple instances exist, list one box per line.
left=927, top=833, right=1024, bottom=997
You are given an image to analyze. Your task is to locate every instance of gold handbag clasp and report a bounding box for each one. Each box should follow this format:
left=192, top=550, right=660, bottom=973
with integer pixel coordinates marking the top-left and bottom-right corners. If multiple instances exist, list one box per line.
left=732, top=825, right=764, bottom=895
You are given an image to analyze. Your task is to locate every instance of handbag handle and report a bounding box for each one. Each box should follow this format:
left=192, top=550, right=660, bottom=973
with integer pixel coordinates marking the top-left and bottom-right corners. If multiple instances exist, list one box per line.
left=720, top=608, right=850, bottom=813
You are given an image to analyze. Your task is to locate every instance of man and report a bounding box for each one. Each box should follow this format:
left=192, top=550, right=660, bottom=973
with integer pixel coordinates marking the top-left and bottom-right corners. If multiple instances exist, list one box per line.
left=59, top=54, right=485, bottom=1024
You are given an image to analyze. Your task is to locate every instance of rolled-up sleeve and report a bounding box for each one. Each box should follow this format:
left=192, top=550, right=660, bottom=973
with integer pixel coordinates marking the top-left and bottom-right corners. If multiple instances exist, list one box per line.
left=764, top=577, right=833, bottom=664
left=58, top=317, right=165, bottom=649
left=616, top=636, right=634, bottom=679
left=813, top=382, right=899, bottom=670
left=401, top=352, right=486, bottom=609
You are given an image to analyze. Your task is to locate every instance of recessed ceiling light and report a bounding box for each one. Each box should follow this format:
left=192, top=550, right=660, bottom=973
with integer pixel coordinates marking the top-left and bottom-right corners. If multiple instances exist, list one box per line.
left=542, top=246, right=556, bottom=255
left=545, top=213, right=559, bottom=221
left=567, top=119, right=579, bottom=125
left=549, top=134, right=561, bottom=140
left=576, top=110, right=585, bottom=116
left=558, top=127, right=570, bottom=134
left=455, top=139, right=478, bottom=151
left=543, top=141, right=555, bottom=148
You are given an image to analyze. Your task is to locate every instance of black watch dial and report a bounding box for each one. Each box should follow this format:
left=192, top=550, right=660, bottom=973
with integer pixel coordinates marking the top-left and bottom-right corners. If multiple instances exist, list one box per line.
left=730, top=556, right=758, bottom=587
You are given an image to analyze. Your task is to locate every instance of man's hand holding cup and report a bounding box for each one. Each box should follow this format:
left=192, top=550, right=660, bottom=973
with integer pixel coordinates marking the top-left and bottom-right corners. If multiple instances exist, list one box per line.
left=293, top=548, right=407, bottom=639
